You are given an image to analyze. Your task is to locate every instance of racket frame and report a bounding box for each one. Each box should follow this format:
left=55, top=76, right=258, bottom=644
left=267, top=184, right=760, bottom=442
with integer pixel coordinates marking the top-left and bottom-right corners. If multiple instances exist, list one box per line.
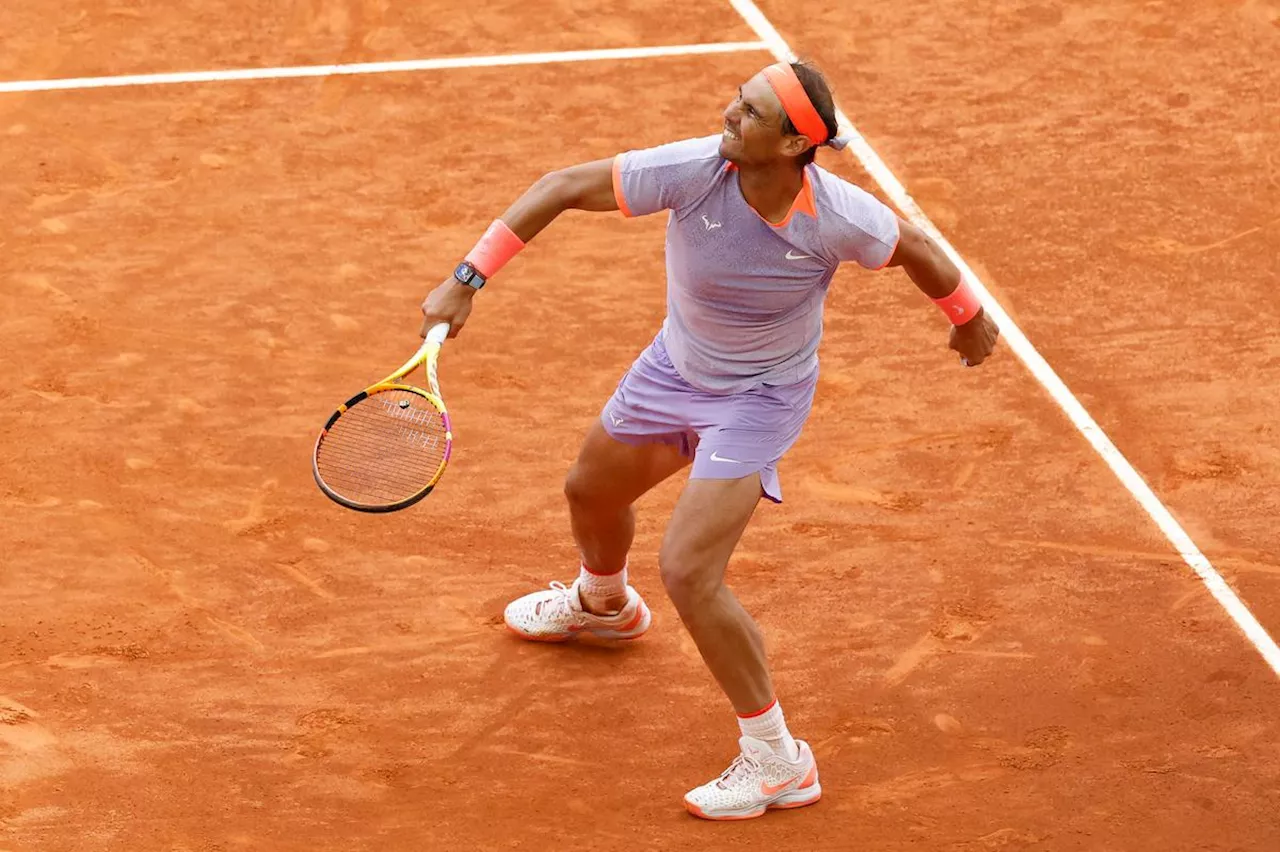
left=312, top=323, right=453, bottom=512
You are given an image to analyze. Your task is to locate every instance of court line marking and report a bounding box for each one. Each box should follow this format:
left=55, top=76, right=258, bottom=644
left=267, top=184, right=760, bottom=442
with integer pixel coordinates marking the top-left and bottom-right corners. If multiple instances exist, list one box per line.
left=728, top=0, right=1280, bottom=677
left=0, top=41, right=768, bottom=94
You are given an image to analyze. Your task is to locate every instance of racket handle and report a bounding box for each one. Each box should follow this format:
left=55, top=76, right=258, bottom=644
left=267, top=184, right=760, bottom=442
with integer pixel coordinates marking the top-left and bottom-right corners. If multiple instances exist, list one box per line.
left=425, top=322, right=450, bottom=345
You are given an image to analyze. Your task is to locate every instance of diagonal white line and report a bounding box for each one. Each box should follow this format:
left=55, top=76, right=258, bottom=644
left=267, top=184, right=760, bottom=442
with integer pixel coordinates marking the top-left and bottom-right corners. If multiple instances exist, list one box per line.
left=0, top=41, right=768, bottom=94
left=728, top=0, right=1280, bottom=676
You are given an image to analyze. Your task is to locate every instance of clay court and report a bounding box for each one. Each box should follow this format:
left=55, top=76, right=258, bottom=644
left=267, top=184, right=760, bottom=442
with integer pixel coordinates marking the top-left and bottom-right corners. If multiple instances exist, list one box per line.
left=3, top=1, right=1279, bottom=849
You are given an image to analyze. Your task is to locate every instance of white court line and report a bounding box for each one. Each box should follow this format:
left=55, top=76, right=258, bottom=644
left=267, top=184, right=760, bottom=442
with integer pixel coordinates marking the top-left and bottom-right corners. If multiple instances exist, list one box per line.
left=729, top=0, right=1280, bottom=677
left=0, top=41, right=767, bottom=94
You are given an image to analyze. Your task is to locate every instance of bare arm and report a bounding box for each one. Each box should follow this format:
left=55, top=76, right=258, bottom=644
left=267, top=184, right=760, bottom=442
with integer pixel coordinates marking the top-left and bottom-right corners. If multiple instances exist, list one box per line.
left=499, top=158, right=619, bottom=242
left=419, top=158, right=621, bottom=337
left=886, top=219, right=1000, bottom=366
left=884, top=219, right=962, bottom=299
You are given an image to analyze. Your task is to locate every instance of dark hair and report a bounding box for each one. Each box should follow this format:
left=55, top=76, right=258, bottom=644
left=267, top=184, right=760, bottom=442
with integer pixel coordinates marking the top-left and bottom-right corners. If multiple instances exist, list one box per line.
left=780, top=62, right=839, bottom=166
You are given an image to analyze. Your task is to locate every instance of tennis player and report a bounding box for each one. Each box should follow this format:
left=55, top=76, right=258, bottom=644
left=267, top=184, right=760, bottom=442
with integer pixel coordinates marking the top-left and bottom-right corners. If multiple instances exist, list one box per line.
left=419, top=61, right=999, bottom=820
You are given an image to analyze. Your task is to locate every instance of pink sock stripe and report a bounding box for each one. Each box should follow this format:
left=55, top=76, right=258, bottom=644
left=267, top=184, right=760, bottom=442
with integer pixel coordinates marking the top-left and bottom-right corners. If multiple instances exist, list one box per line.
left=931, top=277, right=982, bottom=325
left=737, top=698, right=778, bottom=720
left=581, top=560, right=627, bottom=577
left=464, top=219, right=525, bottom=278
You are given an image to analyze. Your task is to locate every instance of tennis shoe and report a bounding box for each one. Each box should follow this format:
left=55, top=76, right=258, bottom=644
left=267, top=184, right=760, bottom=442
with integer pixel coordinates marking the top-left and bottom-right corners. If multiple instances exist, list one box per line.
left=504, top=577, right=651, bottom=642
left=683, top=736, right=821, bottom=820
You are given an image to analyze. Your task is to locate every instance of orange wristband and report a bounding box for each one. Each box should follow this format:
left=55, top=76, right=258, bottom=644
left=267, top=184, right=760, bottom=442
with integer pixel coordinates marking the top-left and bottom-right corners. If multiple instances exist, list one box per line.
left=465, top=219, right=526, bottom=279
left=932, top=278, right=982, bottom=325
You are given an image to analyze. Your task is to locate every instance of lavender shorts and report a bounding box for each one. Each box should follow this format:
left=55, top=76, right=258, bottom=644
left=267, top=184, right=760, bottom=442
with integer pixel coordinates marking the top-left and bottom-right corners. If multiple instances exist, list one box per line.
left=600, top=332, right=817, bottom=503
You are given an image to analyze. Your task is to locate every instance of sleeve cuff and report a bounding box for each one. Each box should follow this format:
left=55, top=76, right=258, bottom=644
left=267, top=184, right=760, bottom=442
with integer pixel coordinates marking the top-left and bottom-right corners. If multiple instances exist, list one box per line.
left=611, top=153, right=634, bottom=218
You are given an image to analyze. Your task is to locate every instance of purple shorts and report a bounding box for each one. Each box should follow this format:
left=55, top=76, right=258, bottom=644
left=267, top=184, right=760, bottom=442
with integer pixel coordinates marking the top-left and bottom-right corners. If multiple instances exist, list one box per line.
left=600, top=331, right=817, bottom=503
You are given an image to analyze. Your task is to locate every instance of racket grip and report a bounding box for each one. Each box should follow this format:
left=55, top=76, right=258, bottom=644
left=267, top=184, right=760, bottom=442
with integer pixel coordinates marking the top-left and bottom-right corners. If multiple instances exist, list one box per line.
left=425, top=322, right=450, bottom=345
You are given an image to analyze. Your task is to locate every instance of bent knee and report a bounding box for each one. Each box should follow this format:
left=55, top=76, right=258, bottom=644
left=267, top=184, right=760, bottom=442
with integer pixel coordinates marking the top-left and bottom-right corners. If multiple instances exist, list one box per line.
left=564, top=461, right=625, bottom=510
left=658, top=544, right=721, bottom=604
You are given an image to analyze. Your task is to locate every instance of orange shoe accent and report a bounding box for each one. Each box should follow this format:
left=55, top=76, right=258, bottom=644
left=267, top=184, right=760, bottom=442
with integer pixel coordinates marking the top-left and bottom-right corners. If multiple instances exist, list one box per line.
left=619, top=602, right=648, bottom=632
left=683, top=799, right=765, bottom=821
left=505, top=610, right=647, bottom=642
left=797, top=764, right=818, bottom=790
left=771, top=792, right=821, bottom=810
left=760, top=777, right=797, bottom=797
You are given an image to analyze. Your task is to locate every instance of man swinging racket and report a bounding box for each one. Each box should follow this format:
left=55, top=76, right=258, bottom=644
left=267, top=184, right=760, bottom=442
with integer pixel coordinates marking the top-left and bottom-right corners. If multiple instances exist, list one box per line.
left=419, top=60, right=999, bottom=820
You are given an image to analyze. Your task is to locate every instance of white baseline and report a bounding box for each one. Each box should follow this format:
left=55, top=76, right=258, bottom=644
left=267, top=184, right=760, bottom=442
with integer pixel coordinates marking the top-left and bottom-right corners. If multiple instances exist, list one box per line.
left=0, top=41, right=767, bottom=95
left=728, top=0, right=1280, bottom=677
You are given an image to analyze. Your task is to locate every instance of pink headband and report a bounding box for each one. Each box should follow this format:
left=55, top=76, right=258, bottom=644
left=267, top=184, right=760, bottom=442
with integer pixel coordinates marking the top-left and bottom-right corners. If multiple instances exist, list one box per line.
left=761, top=62, right=829, bottom=146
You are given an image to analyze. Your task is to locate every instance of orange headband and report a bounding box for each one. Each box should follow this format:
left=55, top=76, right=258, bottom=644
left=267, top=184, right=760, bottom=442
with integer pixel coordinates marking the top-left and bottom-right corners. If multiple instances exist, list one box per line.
left=761, top=62, right=829, bottom=146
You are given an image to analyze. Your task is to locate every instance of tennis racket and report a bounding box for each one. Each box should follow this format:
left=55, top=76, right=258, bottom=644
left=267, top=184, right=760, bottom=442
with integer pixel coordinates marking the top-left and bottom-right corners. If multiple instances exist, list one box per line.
left=312, top=322, right=453, bottom=512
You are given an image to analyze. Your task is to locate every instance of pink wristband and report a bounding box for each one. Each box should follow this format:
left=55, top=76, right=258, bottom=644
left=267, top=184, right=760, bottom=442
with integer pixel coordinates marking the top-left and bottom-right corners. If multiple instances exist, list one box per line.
left=932, top=278, right=982, bottom=325
left=464, top=219, right=526, bottom=279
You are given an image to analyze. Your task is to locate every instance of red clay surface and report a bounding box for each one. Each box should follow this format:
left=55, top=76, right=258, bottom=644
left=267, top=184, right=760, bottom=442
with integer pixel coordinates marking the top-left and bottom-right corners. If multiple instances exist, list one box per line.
left=2, top=2, right=1278, bottom=850
left=0, top=0, right=756, bottom=81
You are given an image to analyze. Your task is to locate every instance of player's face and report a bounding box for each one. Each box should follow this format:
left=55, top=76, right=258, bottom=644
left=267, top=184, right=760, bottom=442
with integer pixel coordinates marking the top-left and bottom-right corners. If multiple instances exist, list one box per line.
left=719, top=73, right=788, bottom=164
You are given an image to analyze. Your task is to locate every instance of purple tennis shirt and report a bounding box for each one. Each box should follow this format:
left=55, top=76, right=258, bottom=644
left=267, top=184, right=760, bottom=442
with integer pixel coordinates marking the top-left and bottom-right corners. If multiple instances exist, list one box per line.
left=612, top=135, right=901, bottom=394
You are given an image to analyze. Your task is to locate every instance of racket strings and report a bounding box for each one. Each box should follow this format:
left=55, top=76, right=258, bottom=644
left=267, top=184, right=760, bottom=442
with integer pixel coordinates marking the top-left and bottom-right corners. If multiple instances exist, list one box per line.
left=316, top=389, right=448, bottom=506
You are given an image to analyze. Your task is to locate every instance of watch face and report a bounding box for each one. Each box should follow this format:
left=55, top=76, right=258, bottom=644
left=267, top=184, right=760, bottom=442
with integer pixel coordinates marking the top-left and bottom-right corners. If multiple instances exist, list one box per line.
left=454, top=263, right=474, bottom=283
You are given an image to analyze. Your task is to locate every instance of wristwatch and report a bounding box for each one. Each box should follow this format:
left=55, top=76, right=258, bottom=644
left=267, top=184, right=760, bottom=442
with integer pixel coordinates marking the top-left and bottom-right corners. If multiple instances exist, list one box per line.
left=453, top=261, right=487, bottom=291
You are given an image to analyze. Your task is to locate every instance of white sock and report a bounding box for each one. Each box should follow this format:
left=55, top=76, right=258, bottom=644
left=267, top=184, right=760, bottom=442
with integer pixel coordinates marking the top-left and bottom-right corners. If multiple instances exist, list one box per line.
left=576, top=562, right=628, bottom=609
left=738, top=700, right=799, bottom=761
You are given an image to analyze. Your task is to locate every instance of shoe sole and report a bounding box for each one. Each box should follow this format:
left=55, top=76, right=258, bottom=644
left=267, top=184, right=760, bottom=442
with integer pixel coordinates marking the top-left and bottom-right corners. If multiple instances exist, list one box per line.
left=503, top=624, right=649, bottom=642
left=504, top=602, right=651, bottom=643
left=683, top=784, right=822, bottom=821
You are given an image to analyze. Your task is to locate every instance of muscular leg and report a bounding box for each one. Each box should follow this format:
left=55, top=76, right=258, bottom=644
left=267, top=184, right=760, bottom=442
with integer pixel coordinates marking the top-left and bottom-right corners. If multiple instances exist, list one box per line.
left=564, top=421, right=690, bottom=613
left=668, top=473, right=822, bottom=820
left=658, top=473, right=772, bottom=713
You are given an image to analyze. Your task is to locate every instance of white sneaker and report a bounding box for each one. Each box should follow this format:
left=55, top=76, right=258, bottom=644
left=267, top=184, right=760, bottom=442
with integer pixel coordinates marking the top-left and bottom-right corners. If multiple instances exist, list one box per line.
left=503, top=578, right=651, bottom=642
left=684, top=736, right=821, bottom=820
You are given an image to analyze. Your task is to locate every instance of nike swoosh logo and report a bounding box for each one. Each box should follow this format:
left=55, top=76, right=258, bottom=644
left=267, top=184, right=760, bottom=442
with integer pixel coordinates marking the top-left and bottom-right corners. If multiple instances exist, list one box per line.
left=785, top=250, right=815, bottom=260
left=709, top=451, right=745, bottom=463
left=760, top=777, right=799, bottom=796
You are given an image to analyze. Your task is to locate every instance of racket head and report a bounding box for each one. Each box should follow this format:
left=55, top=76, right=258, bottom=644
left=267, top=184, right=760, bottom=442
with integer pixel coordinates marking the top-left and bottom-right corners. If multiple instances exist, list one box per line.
left=312, top=383, right=453, bottom=512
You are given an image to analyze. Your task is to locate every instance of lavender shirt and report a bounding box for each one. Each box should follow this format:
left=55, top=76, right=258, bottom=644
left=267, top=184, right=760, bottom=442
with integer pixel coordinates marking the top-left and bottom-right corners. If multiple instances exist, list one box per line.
left=613, top=135, right=900, bottom=394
